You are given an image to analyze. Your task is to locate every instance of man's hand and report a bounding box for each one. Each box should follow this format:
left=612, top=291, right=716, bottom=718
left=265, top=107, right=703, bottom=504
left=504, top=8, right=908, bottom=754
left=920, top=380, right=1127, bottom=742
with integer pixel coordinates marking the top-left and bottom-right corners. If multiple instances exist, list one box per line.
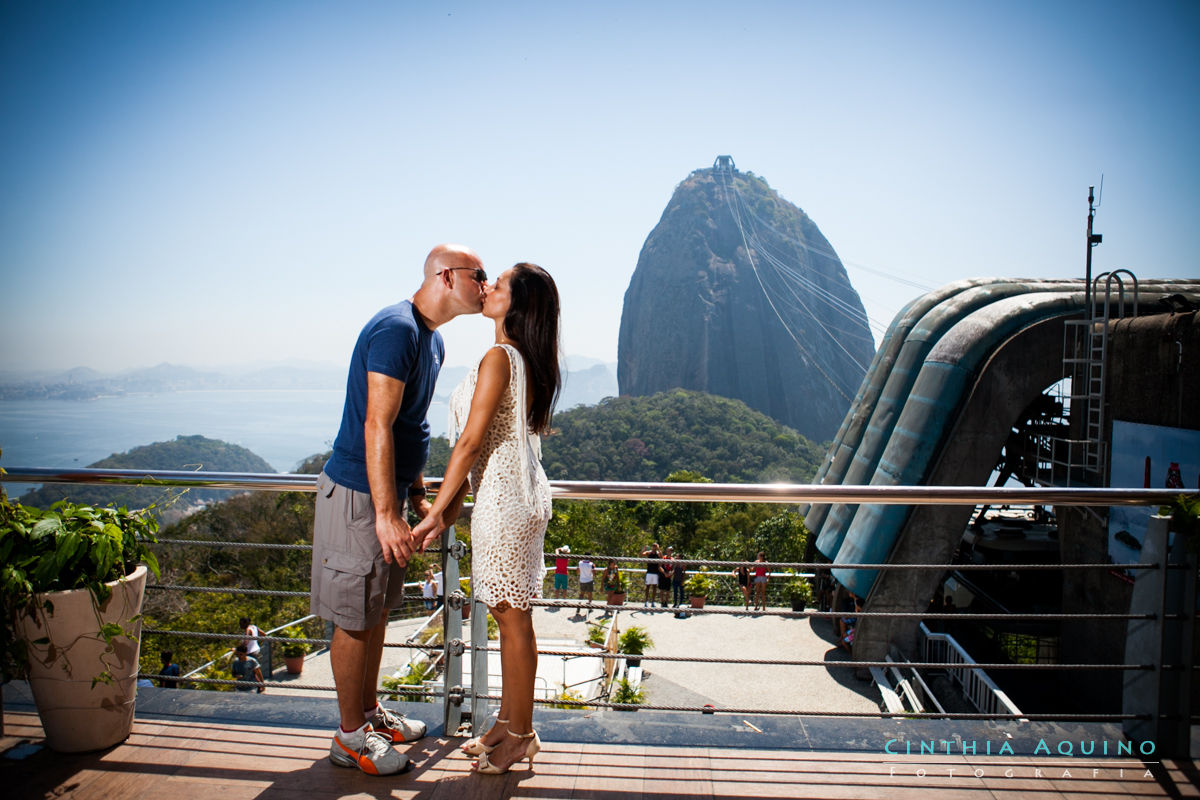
left=411, top=513, right=445, bottom=554
left=411, top=496, right=433, bottom=520
left=375, top=511, right=415, bottom=566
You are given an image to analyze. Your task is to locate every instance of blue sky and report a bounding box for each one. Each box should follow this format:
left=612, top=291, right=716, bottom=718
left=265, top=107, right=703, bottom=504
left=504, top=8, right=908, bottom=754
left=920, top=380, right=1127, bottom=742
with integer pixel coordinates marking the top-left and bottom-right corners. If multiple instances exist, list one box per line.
left=2, top=0, right=1197, bottom=372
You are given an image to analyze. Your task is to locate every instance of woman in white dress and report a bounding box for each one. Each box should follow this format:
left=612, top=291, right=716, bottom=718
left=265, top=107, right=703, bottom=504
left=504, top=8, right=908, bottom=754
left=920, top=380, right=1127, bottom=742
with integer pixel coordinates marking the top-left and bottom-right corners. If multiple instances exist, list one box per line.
left=412, top=262, right=560, bottom=774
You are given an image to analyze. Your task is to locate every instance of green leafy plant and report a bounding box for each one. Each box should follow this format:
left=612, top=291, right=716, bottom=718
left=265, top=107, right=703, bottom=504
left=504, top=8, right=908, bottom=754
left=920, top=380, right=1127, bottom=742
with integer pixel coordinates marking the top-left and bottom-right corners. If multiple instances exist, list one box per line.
left=1, top=487, right=161, bottom=683
left=610, top=675, right=645, bottom=707
left=683, top=568, right=714, bottom=597
left=786, top=578, right=814, bottom=605
left=549, top=686, right=587, bottom=709
left=587, top=621, right=609, bottom=646
left=618, top=626, right=654, bottom=657
left=382, top=660, right=436, bottom=703
left=1161, top=494, right=1200, bottom=554
left=279, top=625, right=310, bottom=659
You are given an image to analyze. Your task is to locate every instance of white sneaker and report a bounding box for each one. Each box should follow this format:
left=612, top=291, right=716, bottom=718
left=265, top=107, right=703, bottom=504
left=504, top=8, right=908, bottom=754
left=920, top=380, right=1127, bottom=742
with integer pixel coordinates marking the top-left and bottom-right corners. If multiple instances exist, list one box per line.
left=329, top=725, right=408, bottom=775
left=367, top=705, right=427, bottom=744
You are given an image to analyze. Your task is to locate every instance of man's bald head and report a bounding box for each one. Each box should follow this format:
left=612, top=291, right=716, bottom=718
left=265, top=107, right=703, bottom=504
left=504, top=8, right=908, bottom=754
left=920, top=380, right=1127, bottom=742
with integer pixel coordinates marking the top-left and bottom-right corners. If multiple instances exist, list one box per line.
left=423, top=244, right=483, bottom=279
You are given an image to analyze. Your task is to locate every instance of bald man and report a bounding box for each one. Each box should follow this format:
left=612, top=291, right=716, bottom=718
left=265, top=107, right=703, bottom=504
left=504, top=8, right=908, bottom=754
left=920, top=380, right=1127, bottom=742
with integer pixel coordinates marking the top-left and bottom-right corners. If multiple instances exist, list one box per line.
left=313, top=244, right=485, bottom=776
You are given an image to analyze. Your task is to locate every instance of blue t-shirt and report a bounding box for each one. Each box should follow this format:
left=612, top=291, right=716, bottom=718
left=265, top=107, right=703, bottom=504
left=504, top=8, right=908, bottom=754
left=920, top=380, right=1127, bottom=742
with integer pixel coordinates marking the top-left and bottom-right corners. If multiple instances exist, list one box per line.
left=324, top=301, right=444, bottom=494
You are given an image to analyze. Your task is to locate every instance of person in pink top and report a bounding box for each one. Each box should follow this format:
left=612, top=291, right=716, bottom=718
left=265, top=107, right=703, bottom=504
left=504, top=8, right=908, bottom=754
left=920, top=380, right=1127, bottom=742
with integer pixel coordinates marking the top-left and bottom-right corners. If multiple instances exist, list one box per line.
left=752, top=552, right=769, bottom=611
left=552, top=545, right=570, bottom=598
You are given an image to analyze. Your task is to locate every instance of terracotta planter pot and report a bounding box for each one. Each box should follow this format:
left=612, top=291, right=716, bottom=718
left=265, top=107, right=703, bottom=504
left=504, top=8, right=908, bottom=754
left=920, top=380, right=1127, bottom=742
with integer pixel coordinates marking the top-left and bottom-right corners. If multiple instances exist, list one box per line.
left=689, top=596, right=706, bottom=609
left=17, top=565, right=148, bottom=753
left=283, top=654, right=305, bottom=675
left=606, top=592, right=626, bottom=606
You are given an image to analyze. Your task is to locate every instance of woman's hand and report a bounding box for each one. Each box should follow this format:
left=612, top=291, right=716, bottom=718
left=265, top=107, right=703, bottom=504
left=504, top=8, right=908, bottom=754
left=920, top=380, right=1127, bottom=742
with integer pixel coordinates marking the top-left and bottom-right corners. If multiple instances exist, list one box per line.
left=411, top=513, right=444, bottom=553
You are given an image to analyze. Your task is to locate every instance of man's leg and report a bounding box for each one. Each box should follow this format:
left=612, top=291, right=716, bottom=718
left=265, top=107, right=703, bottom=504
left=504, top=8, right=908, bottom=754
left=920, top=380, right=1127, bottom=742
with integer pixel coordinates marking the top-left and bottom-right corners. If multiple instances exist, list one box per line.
left=331, top=624, right=373, bottom=732
left=360, top=614, right=389, bottom=713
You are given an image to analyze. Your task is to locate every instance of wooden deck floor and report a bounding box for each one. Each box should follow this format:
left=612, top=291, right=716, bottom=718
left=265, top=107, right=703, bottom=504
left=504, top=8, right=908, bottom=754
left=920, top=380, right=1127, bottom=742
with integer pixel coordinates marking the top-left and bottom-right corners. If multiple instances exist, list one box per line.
left=3, top=711, right=1197, bottom=799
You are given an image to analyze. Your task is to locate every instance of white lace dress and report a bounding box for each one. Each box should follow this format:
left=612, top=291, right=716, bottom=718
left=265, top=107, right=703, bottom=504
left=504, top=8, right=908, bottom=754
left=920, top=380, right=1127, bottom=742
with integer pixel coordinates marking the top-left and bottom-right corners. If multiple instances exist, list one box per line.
left=449, top=344, right=553, bottom=611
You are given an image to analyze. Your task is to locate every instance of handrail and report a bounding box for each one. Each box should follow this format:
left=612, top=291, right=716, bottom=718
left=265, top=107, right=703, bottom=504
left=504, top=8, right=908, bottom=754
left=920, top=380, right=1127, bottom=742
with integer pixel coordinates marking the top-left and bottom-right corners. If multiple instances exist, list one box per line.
left=1, top=466, right=1194, bottom=506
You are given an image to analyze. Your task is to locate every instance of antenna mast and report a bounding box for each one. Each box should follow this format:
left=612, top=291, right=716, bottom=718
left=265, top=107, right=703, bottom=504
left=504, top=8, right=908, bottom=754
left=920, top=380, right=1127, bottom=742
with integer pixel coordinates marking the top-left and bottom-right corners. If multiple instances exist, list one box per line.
left=1085, top=186, right=1102, bottom=315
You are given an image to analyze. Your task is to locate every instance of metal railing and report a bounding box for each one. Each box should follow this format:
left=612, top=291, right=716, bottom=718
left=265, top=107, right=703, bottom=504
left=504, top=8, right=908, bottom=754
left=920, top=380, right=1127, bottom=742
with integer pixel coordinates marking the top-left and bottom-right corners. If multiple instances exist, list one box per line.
left=919, top=622, right=1023, bottom=717
left=2, top=467, right=1195, bottom=755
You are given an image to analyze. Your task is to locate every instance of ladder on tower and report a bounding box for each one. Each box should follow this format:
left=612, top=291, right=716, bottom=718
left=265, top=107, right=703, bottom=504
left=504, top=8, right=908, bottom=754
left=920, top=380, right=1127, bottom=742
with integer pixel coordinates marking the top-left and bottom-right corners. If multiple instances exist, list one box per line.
left=1044, top=270, right=1138, bottom=486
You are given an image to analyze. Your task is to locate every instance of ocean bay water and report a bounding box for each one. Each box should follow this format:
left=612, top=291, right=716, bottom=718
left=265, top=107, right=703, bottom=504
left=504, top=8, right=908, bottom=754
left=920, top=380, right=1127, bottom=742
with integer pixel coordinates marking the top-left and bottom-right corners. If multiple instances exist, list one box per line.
left=0, top=389, right=451, bottom=474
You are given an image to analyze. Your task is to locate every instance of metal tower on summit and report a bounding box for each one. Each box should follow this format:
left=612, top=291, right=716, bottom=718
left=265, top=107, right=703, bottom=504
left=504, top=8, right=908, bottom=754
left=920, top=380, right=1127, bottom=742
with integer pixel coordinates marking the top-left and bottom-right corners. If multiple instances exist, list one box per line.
left=713, top=155, right=736, bottom=174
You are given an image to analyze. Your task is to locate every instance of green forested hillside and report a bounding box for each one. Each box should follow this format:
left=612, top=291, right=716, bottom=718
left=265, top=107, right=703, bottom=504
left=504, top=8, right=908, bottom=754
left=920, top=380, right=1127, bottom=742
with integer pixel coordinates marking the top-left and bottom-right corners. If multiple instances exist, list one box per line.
left=19, top=435, right=275, bottom=516
left=540, top=389, right=825, bottom=482
left=136, top=393, right=824, bottom=679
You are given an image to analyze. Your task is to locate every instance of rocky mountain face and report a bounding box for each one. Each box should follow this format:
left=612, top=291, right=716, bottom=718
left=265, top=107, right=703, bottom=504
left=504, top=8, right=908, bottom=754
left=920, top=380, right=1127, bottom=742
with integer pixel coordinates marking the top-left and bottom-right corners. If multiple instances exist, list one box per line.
left=617, top=163, right=874, bottom=442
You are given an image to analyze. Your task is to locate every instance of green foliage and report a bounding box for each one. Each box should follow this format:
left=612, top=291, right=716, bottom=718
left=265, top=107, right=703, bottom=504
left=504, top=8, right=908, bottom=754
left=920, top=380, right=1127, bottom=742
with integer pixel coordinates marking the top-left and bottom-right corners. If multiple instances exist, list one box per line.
left=1, top=492, right=160, bottom=682
left=610, top=675, right=645, bottom=706
left=549, top=686, right=587, bottom=709
left=541, top=390, right=824, bottom=483
left=18, top=436, right=276, bottom=518
left=279, top=625, right=310, bottom=658
left=382, top=660, right=436, bottom=703
left=683, top=568, right=715, bottom=598
left=785, top=577, right=814, bottom=603
left=618, top=626, right=654, bottom=656
left=138, top=488, right=318, bottom=682
left=586, top=620, right=610, bottom=645
left=1162, top=494, right=1200, bottom=553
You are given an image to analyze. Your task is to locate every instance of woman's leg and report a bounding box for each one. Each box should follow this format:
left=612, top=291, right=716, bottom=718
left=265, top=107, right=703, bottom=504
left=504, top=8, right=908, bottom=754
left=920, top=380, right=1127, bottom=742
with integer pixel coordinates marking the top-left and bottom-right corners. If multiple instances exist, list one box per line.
left=483, top=604, right=537, bottom=769
left=478, top=604, right=514, bottom=748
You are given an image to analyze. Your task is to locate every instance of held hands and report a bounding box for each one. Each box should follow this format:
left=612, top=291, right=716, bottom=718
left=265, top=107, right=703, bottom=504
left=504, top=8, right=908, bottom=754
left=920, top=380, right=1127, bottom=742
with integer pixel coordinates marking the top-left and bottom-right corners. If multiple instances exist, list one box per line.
left=411, top=512, right=446, bottom=554
left=375, top=512, right=415, bottom=566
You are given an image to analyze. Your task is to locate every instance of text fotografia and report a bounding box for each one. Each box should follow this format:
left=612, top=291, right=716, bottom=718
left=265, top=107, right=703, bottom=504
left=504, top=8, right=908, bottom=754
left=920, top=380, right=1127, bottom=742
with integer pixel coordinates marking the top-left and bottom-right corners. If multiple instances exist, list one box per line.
left=883, top=738, right=1156, bottom=757
left=888, top=766, right=1155, bottom=780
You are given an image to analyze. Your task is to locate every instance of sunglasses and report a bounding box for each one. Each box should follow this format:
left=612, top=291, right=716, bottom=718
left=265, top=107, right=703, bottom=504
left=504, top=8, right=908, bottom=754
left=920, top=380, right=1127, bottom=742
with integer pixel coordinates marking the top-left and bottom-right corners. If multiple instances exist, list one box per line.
left=438, top=267, right=488, bottom=283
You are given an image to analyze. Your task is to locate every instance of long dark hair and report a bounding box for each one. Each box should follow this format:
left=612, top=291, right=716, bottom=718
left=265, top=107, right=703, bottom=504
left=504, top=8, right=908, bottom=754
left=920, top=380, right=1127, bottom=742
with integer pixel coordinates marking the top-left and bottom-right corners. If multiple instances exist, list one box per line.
left=503, top=262, right=561, bottom=434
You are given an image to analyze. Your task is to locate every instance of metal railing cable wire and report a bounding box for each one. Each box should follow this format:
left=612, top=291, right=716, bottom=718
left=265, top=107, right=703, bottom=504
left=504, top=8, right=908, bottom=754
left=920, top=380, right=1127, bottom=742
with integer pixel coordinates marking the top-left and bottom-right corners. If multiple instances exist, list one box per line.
left=140, top=628, right=441, bottom=652
left=472, top=645, right=1151, bottom=671
left=522, top=598, right=1154, bottom=621
left=5, top=467, right=1194, bottom=752
left=2, top=466, right=1196, bottom=506
left=468, top=692, right=1148, bottom=722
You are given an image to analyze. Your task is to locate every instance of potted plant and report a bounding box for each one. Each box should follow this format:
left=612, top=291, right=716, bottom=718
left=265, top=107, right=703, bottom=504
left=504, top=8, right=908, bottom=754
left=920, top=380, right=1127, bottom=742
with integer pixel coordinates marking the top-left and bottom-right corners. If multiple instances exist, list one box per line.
left=279, top=626, right=309, bottom=674
left=786, top=577, right=814, bottom=612
left=604, top=567, right=627, bottom=606
left=618, top=625, right=654, bottom=669
left=610, top=674, right=645, bottom=711
left=1, top=483, right=160, bottom=753
left=683, top=569, right=715, bottom=609
left=586, top=620, right=610, bottom=648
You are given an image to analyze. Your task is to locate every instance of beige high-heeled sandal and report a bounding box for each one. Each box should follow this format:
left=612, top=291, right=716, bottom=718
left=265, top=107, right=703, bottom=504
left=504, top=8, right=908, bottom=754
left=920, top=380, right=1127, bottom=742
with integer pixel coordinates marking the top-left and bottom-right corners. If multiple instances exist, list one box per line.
left=461, top=718, right=508, bottom=756
left=475, top=729, right=540, bottom=774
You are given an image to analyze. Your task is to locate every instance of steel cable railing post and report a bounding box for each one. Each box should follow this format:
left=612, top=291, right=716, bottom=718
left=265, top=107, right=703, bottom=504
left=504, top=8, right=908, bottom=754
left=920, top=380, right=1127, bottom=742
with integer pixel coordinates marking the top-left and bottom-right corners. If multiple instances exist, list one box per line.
left=441, top=524, right=465, bottom=734
left=1123, top=513, right=1171, bottom=753
left=469, top=567, right=489, bottom=734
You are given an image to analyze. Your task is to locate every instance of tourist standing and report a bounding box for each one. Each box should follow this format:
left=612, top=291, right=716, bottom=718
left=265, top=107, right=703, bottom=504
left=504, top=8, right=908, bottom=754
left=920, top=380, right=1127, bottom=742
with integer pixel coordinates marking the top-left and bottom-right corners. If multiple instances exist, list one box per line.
left=734, top=564, right=751, bottom=610
left=641, top=543, right=661, bottom=607
left=752, top=552, right=769, bottom=611
left=670, top=555, right=687, bottom=608
left=577, top=555, right=596, bottom=609
left=552, top=545, right=571, bottom=599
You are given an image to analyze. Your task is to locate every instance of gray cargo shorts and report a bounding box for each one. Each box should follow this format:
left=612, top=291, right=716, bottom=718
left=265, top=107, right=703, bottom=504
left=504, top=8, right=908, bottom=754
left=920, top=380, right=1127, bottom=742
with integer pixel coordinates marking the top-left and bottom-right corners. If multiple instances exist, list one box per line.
left=310, top=471, right=408, bottom=631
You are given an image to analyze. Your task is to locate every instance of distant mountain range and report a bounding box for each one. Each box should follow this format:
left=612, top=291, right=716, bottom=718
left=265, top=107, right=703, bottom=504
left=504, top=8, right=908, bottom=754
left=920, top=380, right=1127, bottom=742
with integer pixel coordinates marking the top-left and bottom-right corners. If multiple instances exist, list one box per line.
left=0, top=358, right=618, bottom=407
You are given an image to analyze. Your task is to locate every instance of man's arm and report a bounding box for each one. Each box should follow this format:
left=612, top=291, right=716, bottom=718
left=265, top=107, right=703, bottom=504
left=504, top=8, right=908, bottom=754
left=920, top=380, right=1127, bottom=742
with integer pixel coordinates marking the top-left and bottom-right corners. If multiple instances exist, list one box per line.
left=365, top=371, right=415, bottom=566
